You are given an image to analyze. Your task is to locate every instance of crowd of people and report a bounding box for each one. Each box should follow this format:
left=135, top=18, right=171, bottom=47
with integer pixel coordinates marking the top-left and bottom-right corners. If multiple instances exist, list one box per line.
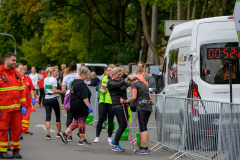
left=0, top=52, right=155, bottom=159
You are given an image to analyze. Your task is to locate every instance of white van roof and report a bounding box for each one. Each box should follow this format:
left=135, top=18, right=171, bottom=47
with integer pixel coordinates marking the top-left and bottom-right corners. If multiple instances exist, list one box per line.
left=169, top=16, right=233, bottom=43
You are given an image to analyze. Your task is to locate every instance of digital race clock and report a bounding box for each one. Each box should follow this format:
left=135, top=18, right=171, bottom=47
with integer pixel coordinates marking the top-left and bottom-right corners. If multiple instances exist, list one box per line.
left=207, top=48, right=240, bottom=59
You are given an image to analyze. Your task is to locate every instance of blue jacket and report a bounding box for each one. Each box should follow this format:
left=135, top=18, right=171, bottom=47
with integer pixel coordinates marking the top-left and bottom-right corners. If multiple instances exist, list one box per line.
left=88, top=76, right=100, bottom=86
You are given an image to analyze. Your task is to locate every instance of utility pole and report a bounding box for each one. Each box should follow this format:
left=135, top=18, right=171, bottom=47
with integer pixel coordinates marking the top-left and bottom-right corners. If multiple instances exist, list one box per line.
left=0, top=33, right=17, bottom=56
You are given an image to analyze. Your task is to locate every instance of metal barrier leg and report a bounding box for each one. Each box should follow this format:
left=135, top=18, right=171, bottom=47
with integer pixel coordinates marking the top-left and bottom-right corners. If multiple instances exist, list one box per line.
left=154, top=145, right=164, bottom=152
left=150, top=144, right=160, bottom=150
left=169, top=151, right=181, bottom=158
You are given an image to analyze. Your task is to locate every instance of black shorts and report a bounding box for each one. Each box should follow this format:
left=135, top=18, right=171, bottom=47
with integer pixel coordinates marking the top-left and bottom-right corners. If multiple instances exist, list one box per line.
left=33, top=88, right=39, bottom=91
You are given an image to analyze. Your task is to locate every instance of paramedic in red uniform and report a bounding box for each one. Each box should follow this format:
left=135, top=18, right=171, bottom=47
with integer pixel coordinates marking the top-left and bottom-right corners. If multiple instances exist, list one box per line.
left=0, top=52, right=27, bottom=159
left=16, top=63, right=35, bottom=135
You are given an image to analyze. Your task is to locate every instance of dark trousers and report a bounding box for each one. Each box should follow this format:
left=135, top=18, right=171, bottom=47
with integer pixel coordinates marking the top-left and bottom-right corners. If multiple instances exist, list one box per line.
left=61, top=94, right=65, bottom=104
left=39, top=89, right=45, bottom=105
left=66, top=110, right=73, bottom=128
left=113, top=105, right=128, bottom=145
left=96, top=103, right=114, bottom=137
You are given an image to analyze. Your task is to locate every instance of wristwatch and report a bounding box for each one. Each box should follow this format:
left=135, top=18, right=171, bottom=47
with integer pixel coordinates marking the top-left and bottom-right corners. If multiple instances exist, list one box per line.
left=127, top=77, right=130, bottom=80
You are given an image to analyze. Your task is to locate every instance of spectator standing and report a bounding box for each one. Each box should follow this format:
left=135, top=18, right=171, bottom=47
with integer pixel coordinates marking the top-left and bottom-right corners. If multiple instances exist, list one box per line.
left=23, top=65, right=31, bottom=76
left=29, top=66, right=43, bottom=111
left=44, top=67, right=63, bottom=140
left=120, top=74, right=152, bottom=154
left=61, top=62, right=78, bottom=142
left=93, top=64, right=115, bottom=143
left=107, top=67, right=129, bottom=152
left=158, top=67, right=162, bottom=76
left=88, top=71, right=100, bottom=86
left=59, top=64, right=66, bottom=105
left=0, top=52, right=27, bottom=159
left=144, top=66, right=152, bottom=82
left=121, top=66, right=127, bottom=79
left=38, top=68, right=48, bottom=107
left=16, top=63, right=35, bottom=135
left=136, top=61, right=148, bottom=86
left=59, top=66, right=94, bottom=146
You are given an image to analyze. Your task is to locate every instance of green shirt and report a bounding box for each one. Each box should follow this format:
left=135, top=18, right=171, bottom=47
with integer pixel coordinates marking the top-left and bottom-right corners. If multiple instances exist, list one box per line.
left=98, top=76, right=112, bottom=104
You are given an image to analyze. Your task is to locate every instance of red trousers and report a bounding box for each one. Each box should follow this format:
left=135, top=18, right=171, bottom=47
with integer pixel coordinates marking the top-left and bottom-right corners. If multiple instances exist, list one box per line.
left=22, top=106, right=32, bottom=133
left=0, top=110, right=21, bottom=152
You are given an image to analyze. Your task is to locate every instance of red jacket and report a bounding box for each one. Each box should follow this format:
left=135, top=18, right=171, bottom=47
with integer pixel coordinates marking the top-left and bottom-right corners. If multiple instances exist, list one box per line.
left=38, top=72, right=47, bottom=89
left=23, top=76, right=34, bottom=107
left=0, top=64, right=27, bottom=112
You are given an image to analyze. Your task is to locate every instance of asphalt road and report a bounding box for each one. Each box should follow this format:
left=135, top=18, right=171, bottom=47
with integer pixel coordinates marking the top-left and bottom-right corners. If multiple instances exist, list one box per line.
left=16, top=104, right=178, bottom=160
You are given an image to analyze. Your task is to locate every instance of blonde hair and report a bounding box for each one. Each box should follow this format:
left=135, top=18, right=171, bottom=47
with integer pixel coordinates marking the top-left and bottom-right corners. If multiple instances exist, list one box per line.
left=128, top=73, right=138, bottom=80
left=110, top=67, right=122, bottom=77
left=108, top=64, right=115, bottom=69
left=78, top=66, right=90, bottom=76
left=46, top=67, right=57, bottom=76
left=137, top=61, right=144, bottom=67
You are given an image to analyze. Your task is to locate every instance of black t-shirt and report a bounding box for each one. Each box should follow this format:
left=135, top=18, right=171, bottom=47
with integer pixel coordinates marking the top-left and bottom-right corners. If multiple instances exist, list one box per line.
left=70, top=79, right=91, bottom=118
left=132, top=81, right=152, bottom=112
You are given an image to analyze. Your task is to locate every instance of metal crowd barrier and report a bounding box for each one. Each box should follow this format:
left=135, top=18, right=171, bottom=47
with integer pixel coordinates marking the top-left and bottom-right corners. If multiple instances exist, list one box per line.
left=88, top=87, right=240, bottom=160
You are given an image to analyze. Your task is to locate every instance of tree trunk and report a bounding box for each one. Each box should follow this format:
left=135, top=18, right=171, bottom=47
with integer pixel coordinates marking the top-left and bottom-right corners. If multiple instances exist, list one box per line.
left=170, top=7, right=173, bottom=20
left=187, top=1, right=191, bottom=20
left=214, top=0, right=222, bottom=16
left=219, top=0, right=230, bottom=16
left=141, top=37, right=148, bottom=63
left=87, top=15, right=91, bottom=60
left=141, top=3, right=159, bottom=65
left=191, top=0, right=197, bottom=20
left=201, top=0, right=208, bottom=18
left=150, top=5, right=158, bottom=64
left=177, top=0, right=182, bottom=20
left=115, top=6, right=120, bottom=43
left=205, top=0, right=215, bottom=17
left=120, top=8, right=126, bottom=43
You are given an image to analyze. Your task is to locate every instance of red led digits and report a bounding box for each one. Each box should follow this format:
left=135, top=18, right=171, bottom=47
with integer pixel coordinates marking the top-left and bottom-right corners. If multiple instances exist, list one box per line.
left=230, top=48, right=235, bottom=58
left=207, top=48, right=240, bottom=59
left=223, top=48, right=228, bottom=58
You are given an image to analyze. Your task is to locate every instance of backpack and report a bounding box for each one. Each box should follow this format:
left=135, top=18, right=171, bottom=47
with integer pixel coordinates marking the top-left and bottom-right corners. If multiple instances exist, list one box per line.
left=64, top=80, right=84, bottom=110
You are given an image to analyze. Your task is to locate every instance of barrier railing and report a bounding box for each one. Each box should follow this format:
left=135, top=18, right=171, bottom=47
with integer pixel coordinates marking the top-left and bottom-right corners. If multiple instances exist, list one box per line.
left=88, top=87, right=240, bottom=160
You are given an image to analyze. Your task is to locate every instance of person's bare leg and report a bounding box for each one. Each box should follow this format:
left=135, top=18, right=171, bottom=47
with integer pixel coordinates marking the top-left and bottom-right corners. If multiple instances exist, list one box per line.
left=68, top=132, right=72, bottom=137
left=80, top=135, right=85, bottom=141
left=45, top=121, right=51, bottom=135
left=140, top=131, right=149, bottom=147
left=56, top=122, right=61, bottom=133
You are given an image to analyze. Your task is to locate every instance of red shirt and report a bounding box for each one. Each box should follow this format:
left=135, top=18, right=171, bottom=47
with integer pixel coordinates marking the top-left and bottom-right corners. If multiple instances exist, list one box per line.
left=38, top=72, right=47, bottom=89
left=23, top=76, right=34, bottom=107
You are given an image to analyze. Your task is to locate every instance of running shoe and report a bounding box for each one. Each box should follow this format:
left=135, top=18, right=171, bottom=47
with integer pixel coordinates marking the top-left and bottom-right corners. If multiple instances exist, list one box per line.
left=68, top=136, right=73, bottom=142
left=108, top=137, right=112, bottom=143
left=93, top=137, right=99, bottom=143
left=78, top=139, right=92, bottom=146
left=31, top=107, right=36, bottom=112
left=61, top=103, right=64, bottom=106
left=56, top=133, right=61, bottom=137
left=134, top=147, right=143, bottom=153
left=110, top=140, right=114, bottom=146
left=59, top=132, right=68, bottom=144
left=135, top=148, right=150, bottom=154
left=22, top=131, right=33, bottom=135
left=45, top=135, right=51, bottom=140
left=20, top=135, right=23, bottom=140
left=112, top=145, right=125, bottom=152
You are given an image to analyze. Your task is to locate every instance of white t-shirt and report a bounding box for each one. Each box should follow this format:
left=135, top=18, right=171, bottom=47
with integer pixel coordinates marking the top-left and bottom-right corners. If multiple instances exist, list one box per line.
left=62, top=73, right=78, bottom=95
left=44, top=77, right=59, bottom=99
left=29, top=73, right=42, bottom=89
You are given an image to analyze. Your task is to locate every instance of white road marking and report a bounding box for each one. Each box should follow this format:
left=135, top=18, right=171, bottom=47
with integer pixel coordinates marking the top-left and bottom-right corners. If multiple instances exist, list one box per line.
left=35, top=124, right=56, bottom=132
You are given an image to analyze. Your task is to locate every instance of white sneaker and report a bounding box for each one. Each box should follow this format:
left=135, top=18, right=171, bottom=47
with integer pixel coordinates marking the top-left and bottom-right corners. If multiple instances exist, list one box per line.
left=108, top=137, right=112, bottom=143
left=93, top=137, right=99, bottom=143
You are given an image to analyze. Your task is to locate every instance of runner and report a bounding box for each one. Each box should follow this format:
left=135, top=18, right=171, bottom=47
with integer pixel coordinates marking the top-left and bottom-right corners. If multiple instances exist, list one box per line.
left=107, top=67, right=129, bottom=152
left=44, top=66, right=63, bottom=140
left=29, top=66, right=43, bottom=111
left=120, top=73, right=152, bottom=154
left=93, top=64, right=115, bottom=144
left=59, top=66, right=94, bottom=146
left=61, top=62, right=78, bottom=142
left=16, top=63, right=35, bottom=135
